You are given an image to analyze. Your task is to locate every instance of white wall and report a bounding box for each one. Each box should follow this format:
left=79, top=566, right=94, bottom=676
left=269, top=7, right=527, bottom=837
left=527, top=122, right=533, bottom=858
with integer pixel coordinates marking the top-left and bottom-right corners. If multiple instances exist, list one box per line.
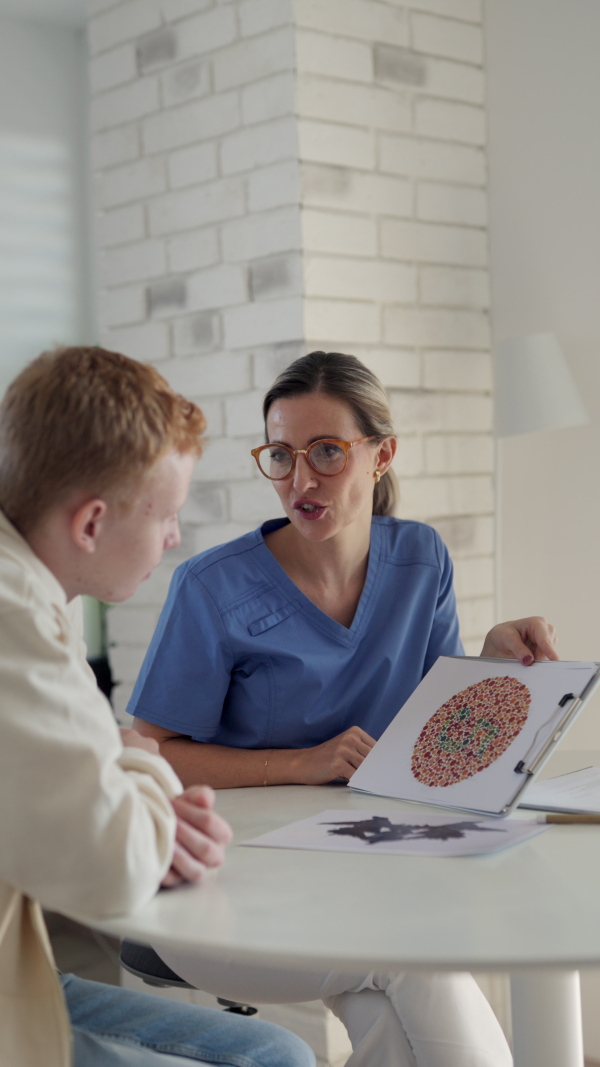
left=485, top=0, right=600, bottom=749
left=0, top=13, right=92, bottom=395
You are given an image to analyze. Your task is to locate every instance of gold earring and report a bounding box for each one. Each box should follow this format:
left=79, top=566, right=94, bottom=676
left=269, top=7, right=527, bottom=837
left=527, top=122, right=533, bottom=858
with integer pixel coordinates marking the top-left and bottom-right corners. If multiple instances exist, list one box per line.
left=374, top=470, right=381, bottom=484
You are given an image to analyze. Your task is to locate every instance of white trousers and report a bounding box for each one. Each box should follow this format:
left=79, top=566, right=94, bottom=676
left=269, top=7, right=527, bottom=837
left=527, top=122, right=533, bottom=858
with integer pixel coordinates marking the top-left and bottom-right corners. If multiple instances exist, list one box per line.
left=159, top=949, right=513, bottom=1067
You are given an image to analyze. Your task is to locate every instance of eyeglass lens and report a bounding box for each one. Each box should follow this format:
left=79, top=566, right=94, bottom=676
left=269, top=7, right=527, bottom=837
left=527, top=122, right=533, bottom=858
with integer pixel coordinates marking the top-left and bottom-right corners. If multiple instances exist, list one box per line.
left=258, top=441, right=347, bottom=478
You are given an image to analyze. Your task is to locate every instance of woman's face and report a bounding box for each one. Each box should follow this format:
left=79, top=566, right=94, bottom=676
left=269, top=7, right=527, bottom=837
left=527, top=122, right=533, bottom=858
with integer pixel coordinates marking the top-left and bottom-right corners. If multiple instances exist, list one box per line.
left=265, top=392, right=394, bottom=544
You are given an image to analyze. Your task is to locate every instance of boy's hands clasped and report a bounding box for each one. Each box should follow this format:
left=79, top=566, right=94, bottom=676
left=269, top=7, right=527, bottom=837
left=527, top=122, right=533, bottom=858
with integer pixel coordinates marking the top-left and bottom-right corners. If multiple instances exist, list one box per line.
left=163, top=785, right=233, bottom=887
left=120, top=729, right=233, bottom=887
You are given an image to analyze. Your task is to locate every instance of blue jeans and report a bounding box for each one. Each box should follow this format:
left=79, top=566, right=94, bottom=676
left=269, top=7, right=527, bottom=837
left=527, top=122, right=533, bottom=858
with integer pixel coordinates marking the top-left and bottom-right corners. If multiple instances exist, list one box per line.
left=61, top=974, right=315, bottom=1067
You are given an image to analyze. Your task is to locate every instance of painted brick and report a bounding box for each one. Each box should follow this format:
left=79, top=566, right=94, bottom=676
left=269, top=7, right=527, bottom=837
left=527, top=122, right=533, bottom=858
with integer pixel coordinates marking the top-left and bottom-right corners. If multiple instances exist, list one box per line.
left=352, top=347, right=420, bottom=389
left=159, top=0, right=212, bottom=20
left=187, top=264, right=247, bottom=312
left=91, top=77, right=160, bottom=132
left=222, top=207, right=302, bottom=263
left=457, top=596, right=495, bottom=641
left=172, top=312, right=221, bottom=356
left=176, top=6, right=237, bottom=59
left=385, top=306, right=489, bottom=349
left=423, top=349, right=492, bottom=391
left=240, top=0, right=294, bottom=38
left=109, top=643, right=148, bottom=685
left=191, top=522, right=256, bottom=554
left=96, top=203, right=145, bottom=248
left=296, top=29, right=372, bottom=84
left=168, top=143, right=217, bottom=189
left=380, top=219, right=487, bottom=266
left=224, top=390, right=266, bottom=436
left=161, top=352, right=252, bottom=398
left=98, top=156, right=166, bottom=208
left=433, top=515, right=493, bottom=558
left=425, top=433, right=493, bottom=474
left=199, top=438, right=256, bottom=481
left=302, top=164, right=413, bottom=218
left=108, top=606, right=160, bottom=645
left=180, top=483, right=228, bottom=524
left=420, top=266, right=489, bottom=308
left=379, top=135, right=484, bottom=185
left=137, top=27, right=177, bottom=72
left=411, top=12, right=483, bottom=64
left=252, top=341, right=306, bottom=389
left=193, top=397, right=224, bottom=438
left=306, top=256, right=416, bottom=303
left=250, top=254, right=303, bottom=301
left=90, top=44, right=137, bottom=93
left=229, top=478, right=285, bottom=522
left=302, top=209, right=377, bottom=257
left=146, top=277, right=187, bottom=317
left=392, top=435, right=424, bottom=477
left=408, top=0, right=481, bottom=22
left=304, top=299, right=380, bottom=344
left=99, top=239, right=166, bottom=286
left=242, top=73, right=295, bottom=125
left=224, top=297, right=304, bottom=350
left=166, top=228, right=220, bottom=273
left=297, top=78, right=411, bottom=135
left=418, top=182, right=487, bottom=226
left=89, top=0, right=123, bottom=15
left=88, top=0, right=161, bottom=55
left=295, top=0, right=408, bottom=47
left=415, top=98, right=485, bottom=145
left=91, top=125, right=140, bottom=170
left=426, top=57, right=485, bottom=103
left=221, top=117, right=298, bottom=176
left=160, top=60, right=211, bottom=108
left=248, top=160, right=301, bottom=212
left=389, top=390, right=492, bottom=432
left=214, top=28, right=295, bottom=92
left=299, top=120, right=375, bottom=171
left=148, top=178, right=245, bottom=235
left=373, top=44, right=426, bottom=86
left=99, top=284, right=145, bottom=327
left=142, top=92, right=240, bottom=154
left=453, top=554, right=494, bottom=599
left=101, top=320, right=170, bottom=363
left=398, top=475, right=493, bottom=523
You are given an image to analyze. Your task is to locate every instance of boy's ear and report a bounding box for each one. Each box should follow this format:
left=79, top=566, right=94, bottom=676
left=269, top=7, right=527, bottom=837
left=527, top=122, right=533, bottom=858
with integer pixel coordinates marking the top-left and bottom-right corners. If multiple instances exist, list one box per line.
left=70, top=499, right=107, bottom=554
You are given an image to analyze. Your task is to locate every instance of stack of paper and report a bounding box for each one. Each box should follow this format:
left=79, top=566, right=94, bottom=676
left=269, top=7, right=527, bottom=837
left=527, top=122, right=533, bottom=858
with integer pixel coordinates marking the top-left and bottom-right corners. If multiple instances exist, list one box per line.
left=519, top=767, right=600, bottom=814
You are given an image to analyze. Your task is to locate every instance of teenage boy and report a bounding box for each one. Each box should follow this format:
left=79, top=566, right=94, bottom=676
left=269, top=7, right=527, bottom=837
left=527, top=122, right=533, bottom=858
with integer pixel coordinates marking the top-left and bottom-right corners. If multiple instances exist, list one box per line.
left=0, top=345, right=314, bottom=1067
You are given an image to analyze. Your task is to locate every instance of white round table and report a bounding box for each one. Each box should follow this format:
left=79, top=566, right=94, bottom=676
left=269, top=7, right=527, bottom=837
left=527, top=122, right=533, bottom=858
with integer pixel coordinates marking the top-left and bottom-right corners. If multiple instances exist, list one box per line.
left=93, top=751, right=599, bottom=1067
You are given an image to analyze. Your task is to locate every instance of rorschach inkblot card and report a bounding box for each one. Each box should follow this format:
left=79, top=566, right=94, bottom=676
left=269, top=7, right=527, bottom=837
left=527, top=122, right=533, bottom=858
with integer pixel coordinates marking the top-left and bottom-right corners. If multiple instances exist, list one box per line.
left=241, top=809, right=548, bottom=858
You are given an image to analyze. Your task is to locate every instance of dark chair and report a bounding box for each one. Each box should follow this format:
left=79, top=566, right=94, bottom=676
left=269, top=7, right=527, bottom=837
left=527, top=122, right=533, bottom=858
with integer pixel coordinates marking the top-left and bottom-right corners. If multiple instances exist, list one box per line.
left=120, top=940, right=257, bottom=1016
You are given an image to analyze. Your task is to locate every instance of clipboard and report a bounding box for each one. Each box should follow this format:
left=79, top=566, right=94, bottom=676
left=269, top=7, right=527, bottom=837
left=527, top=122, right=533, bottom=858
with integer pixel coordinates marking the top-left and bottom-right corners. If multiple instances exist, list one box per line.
left=349, top=656, right=600, bottom=817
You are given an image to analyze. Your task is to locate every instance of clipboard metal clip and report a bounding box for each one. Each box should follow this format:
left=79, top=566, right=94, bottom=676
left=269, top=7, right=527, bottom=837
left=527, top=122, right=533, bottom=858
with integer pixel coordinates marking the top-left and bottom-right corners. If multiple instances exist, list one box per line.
left=514, top=693, right=580, bottom=776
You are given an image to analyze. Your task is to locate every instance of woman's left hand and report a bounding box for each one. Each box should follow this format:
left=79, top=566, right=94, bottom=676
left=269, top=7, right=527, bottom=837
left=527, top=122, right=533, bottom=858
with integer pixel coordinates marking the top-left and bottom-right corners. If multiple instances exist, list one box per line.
left=480, top=617, right=558, bottom=665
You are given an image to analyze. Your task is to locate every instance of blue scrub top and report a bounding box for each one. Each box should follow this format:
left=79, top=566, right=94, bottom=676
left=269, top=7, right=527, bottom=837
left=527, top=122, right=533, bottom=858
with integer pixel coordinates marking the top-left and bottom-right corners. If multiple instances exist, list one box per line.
left=127, top=516, right=463, bottom=748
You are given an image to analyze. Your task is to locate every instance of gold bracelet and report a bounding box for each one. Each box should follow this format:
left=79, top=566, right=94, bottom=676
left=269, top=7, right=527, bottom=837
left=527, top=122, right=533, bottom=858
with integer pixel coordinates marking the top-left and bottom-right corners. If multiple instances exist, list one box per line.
left=263, top=750, right=272, bottom=786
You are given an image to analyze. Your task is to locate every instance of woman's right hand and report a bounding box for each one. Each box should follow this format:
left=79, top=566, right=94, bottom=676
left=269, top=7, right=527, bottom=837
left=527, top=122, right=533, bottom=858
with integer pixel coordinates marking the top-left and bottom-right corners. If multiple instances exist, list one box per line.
left=294, top=726, right=376, bottom=785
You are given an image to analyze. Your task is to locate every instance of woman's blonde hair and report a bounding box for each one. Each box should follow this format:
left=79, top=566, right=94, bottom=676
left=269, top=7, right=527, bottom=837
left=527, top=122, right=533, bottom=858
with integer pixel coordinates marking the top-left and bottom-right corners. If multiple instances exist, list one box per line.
left=0, top=345, right=205, bottom=534
left=263, top=351, right=398, bottom=516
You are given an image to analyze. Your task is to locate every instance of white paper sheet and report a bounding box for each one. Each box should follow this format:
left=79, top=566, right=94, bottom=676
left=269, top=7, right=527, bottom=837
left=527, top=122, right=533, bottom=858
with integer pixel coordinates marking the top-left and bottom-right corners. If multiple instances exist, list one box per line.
left=242, top=809, right=548, bottom=858
left=349, top=657, right=599, bottom=815
left=520, top=766, right=600, bottom=814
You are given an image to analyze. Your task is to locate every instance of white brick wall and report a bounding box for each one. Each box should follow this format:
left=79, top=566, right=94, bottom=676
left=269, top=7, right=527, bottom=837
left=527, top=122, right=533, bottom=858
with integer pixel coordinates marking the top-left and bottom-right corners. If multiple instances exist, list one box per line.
left=89, top=0, right=493, bottom=716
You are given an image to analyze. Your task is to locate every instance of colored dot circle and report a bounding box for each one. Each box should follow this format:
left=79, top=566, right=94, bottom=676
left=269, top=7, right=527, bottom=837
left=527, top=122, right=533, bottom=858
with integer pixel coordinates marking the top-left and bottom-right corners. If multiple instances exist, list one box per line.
left=411, top=676, right=531, bottom=787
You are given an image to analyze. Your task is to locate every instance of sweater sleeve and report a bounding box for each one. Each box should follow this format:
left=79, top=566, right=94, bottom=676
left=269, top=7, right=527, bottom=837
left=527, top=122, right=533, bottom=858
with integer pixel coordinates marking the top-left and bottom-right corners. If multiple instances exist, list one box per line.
left=0, top=597, right=182, bottom=923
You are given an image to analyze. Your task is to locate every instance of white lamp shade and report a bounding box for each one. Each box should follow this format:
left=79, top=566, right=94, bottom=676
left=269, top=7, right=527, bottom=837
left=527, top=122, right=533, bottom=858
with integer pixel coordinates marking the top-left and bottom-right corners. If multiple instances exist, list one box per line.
left=494, top=332, right=588, bottom=438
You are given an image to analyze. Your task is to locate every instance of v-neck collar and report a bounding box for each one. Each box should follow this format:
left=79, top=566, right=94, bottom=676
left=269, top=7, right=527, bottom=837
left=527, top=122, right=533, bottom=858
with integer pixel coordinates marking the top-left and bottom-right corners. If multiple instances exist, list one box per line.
left=254, top=517, right=383, bottom=643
